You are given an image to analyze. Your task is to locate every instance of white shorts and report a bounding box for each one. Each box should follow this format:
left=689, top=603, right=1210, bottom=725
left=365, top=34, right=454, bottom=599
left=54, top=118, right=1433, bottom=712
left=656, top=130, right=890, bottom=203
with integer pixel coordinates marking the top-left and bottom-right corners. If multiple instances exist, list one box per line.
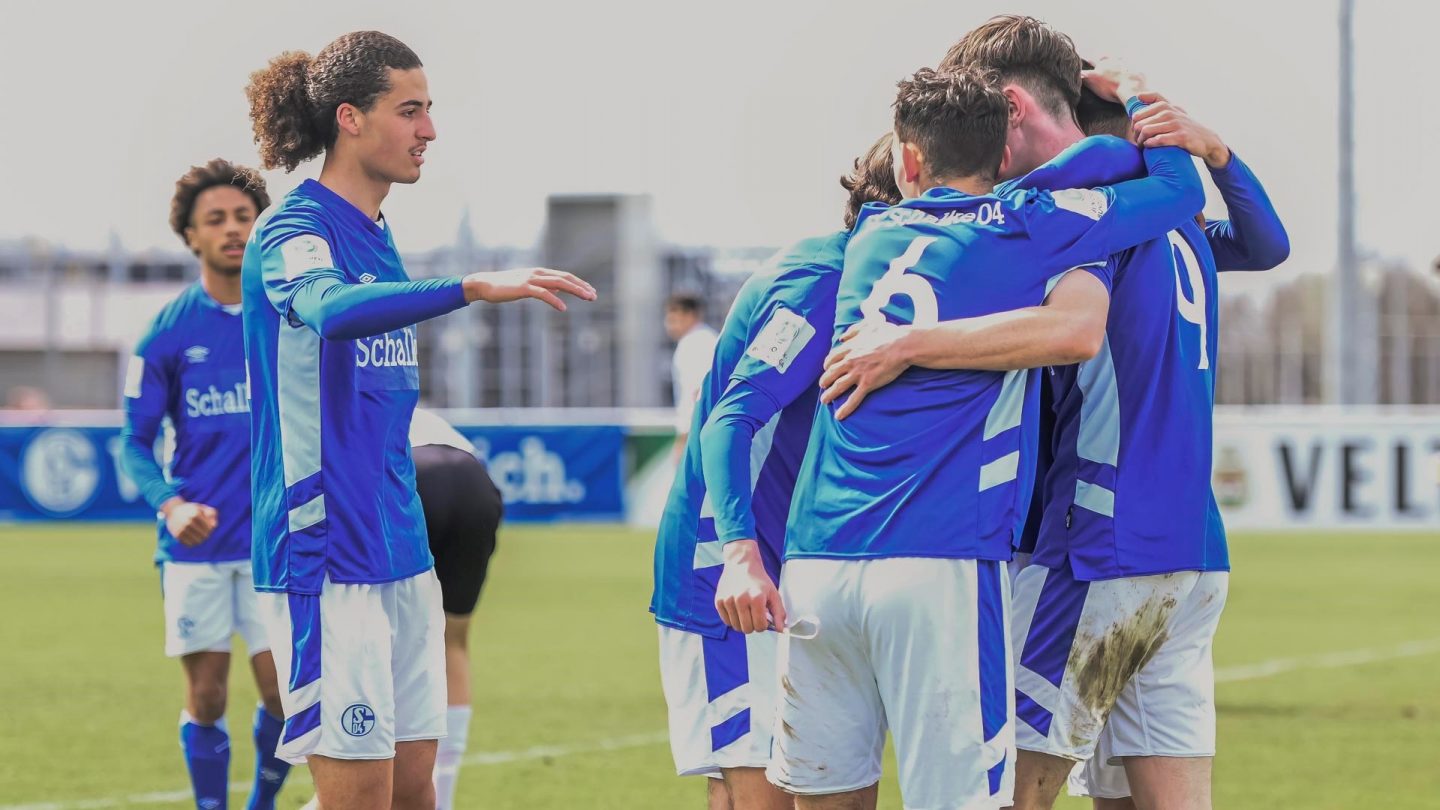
left=257, top=570, right=447, bottom=765
left=768, top=557, right=1014, bottom=810
left=1010, top=562, right=1228, bottom=767
left=657, top=625, right=778, bottom=777
left=161, top=560, right=269, bottom=658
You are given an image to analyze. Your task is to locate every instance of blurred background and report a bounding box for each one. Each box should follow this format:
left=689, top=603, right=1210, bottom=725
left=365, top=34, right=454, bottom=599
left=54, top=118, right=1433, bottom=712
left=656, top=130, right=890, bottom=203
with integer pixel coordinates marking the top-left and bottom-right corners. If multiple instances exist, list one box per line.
left=0, top=1, right=1436, bottom=808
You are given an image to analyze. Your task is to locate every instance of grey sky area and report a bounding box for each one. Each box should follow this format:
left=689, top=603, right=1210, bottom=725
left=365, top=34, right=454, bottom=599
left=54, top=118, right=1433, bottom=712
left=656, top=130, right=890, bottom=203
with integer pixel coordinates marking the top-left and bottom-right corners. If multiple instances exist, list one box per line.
left=1, top=0, right=1433, bottom=293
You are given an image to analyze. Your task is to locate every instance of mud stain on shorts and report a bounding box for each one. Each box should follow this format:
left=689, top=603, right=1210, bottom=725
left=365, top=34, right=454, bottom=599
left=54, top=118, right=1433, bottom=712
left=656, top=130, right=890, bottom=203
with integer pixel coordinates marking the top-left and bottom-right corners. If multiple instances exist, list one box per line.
left=1065, top=590, right=1178, bottom=748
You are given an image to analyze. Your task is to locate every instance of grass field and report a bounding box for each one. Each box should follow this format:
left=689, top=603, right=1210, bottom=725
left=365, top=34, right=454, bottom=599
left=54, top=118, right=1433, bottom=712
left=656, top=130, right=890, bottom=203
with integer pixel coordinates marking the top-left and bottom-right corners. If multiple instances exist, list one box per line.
left=1, top=524, right=1437, bottom=809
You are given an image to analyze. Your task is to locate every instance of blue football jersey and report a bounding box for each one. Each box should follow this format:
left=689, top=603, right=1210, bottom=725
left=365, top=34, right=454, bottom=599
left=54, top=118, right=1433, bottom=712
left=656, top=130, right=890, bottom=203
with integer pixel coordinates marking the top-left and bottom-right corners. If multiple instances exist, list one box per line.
left=784, top=143, right=1203, bottom=563
left=243, top=179, right=468, bottom=594
left=651, top=233, right=846, bottom=639
left=120, top=283, right=252, bottom=565
left=1010, top=140, right=1287, bottom=563
left=997, top=139, right=1225, bottom=579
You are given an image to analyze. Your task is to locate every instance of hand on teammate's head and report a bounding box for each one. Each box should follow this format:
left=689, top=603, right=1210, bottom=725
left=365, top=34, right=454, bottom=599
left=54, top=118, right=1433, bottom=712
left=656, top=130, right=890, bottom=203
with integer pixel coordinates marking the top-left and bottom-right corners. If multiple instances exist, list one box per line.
left=1130, top=93, right=1231, bottom=168
left=1081, top=55, right=1147, bottom=103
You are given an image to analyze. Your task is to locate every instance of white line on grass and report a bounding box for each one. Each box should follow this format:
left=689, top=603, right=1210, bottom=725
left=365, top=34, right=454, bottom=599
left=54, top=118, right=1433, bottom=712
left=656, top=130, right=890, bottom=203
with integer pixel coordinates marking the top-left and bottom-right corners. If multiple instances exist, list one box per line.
left=0, top=732, right=670, bottom=810
left=8, top=640, right=1439, bottom=810
left=1214, top=636, right=1440, bottom=683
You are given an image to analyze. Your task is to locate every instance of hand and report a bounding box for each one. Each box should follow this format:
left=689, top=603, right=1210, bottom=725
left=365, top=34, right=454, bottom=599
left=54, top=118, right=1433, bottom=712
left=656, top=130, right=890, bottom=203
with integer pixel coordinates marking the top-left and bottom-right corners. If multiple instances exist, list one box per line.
left=818, top=321, right=914, bottom=420
left=714, top=540, right=786, bottom=634
left=161, top=498, right=218, bottom=546
left=462, top=267, right=597, bottom=312
left=1081, top=56, right=1147, bottom=104
left=1130, top=92, right=1231, bottom=168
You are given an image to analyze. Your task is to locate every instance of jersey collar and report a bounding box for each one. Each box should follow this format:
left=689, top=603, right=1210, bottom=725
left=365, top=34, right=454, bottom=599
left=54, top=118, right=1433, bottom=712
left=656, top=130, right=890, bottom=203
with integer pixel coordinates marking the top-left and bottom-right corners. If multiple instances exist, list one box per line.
left=298, top=179, right=389, bottom=236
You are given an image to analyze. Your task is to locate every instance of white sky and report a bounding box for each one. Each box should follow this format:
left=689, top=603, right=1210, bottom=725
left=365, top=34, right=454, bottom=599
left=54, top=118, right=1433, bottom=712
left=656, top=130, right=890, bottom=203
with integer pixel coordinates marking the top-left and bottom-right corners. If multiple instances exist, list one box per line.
left=2, top=0, right=1435, bottom=291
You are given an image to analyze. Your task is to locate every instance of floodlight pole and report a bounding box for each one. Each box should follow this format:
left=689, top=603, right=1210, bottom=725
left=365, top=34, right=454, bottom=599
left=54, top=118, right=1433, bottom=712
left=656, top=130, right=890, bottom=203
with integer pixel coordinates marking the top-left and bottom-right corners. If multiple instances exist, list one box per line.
left=1333, top=0, right=1359, bottom=404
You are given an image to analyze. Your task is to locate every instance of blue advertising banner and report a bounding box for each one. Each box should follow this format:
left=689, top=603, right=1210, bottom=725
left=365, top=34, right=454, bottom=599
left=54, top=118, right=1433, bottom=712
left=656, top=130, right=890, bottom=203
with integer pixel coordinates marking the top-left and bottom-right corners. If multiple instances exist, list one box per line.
left=456, top=425, right=626, bottom=522
left=0, top=423, right=626, bottom=523
left=0, top=426, right=152, bottom=521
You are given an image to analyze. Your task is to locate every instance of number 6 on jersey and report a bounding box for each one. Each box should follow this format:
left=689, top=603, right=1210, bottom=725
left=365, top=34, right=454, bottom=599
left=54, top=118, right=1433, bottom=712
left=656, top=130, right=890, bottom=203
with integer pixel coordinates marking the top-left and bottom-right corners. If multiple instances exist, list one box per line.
left=859, top=236, right=941, bottom=329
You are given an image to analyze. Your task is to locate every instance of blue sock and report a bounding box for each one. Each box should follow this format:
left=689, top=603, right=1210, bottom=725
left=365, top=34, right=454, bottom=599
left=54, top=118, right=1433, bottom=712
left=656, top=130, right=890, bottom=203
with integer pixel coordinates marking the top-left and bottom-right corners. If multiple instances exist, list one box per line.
left=179, top=711, right=230, bottom=810
left=246, top=706, right=291, bottom=810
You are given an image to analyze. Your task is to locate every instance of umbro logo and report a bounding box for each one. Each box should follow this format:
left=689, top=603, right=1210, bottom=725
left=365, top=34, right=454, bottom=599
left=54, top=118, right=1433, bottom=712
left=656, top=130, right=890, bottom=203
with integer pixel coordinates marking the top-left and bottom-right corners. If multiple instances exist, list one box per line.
left=184, top=346, right=210, bottom=363
left=358, top=273, right=377, bottom=284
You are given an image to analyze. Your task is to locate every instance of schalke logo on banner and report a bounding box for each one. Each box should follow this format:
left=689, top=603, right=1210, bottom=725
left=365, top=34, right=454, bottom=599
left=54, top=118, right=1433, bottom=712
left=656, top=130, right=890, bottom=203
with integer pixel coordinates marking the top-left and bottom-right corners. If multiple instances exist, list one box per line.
left=20, top=428, right=102, bottom=517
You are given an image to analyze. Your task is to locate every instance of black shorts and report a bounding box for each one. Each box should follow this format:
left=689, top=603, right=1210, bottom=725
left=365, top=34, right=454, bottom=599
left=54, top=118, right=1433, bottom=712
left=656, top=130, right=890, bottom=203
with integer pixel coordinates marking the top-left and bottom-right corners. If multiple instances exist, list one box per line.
left=413, top=444, right=503, bottom=616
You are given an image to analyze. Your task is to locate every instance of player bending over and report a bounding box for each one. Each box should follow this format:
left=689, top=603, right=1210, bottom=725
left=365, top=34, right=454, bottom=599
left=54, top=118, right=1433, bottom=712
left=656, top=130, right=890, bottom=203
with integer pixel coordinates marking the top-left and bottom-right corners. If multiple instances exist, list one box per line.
left=121, top=159, right=293, bottom=810
left=410, top=408, right=504, bottom=810
left=770, top=65, right=1203, bottom=810
left=651, top=133, right=900, bottom=810
left=242, top=31, right=594, bottom=810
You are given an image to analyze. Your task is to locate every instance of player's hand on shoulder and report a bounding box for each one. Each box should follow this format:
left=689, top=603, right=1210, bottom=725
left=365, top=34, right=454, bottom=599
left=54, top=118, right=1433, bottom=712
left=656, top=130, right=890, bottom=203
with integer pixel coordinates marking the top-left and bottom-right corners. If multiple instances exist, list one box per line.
left=714, top=539, right=785, bottom=634
left=161, top=498, right=219, bottom=546
left=819, top=321, right=914, bottom=420
left=1130, top=92, right=1231, bottom=169
left=1082, top=56, right=1147, bottom=104
left=461, top=267, right=597, bottom=312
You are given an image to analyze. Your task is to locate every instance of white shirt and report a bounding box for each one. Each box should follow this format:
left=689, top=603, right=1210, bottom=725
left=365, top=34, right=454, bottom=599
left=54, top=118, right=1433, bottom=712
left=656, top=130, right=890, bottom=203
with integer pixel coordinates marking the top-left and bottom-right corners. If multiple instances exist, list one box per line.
left=672, top=324, right=718, bottom=433
left=408, top=407, right=477, bottom=455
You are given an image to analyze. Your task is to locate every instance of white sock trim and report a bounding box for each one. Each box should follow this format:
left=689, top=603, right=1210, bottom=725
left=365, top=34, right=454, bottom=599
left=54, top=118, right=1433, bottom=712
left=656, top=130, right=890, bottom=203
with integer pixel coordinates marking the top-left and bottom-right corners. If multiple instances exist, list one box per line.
left=179, top=710, right=229, bottom=733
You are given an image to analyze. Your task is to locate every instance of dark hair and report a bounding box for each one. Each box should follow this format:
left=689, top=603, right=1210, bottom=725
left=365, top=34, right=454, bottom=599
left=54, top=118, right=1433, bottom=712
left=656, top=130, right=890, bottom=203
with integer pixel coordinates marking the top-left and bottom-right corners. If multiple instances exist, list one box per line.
left=1076, top=60, right=1130, bottom=138
left=840, top=133, right=903, bottom=230
left=1077, top=87, right=1129, bottom=138
left=666, top=294, right=704, bottom=316
left=893, top=67, right=1009, bottom=184
left=245, top=31, right=423, bottom=172
left=169, top=159, right=270, bottom=247
left=939, top=15, right=1083, bottom=122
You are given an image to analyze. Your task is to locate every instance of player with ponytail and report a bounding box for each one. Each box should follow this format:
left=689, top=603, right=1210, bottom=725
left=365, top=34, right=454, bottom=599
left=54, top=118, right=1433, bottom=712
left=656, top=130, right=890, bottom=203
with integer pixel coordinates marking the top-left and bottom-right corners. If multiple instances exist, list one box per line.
left=240, top=31, right=594, bottom=810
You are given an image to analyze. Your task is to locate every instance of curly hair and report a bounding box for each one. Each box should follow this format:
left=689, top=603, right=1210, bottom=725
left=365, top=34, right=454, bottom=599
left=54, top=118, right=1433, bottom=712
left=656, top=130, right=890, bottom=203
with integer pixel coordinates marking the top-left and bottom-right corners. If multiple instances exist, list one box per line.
left=245, top=31, right=423, bottom=172
left=893, top=67, right=1009, bottom=183
left=840, top=133, right=902, bottom=230
left=939, top=15, right=1083, bottom=122
left=168, top=159, right=270, bottom=246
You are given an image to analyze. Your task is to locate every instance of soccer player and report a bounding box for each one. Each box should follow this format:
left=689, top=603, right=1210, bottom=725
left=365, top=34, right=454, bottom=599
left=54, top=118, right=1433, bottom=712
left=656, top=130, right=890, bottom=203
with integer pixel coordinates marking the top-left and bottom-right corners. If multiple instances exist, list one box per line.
left=241, top=31, right=594, bottom=810
left=409, top=408, right=504, bottom=810
left=651, top=132, right=901, bottom=810
left=1059, top=77, right=1289, bottom=810
left=933, top=21, right=1280, bottom=810
left=769, top=66, right=1203, bottom=810
left=667, top=294, right=720, bottom=459
left=120, top=159, right=293, bottom=810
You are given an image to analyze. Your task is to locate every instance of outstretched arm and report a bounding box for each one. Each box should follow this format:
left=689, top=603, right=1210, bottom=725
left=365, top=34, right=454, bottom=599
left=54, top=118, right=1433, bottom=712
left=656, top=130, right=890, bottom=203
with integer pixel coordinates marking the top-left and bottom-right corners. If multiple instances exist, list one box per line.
left=263, top=233, right=595, bottom=341
left=282, top=268, right=596, bottom=341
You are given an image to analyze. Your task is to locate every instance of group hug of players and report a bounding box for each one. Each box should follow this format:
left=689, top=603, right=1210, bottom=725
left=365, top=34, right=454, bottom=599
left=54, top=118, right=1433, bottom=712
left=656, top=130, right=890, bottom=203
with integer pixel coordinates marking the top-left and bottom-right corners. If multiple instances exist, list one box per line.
left=650, top=14, right=1288, bottom=810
